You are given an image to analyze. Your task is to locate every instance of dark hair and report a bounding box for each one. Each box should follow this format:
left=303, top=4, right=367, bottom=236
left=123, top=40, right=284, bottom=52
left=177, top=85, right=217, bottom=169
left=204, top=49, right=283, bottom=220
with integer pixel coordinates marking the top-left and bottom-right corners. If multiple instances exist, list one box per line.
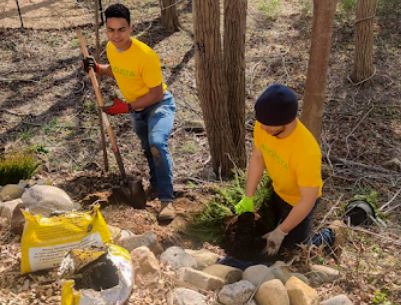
left=105, top=3, right=131, bottom=25
left=255, top=84, right=298, bottom=126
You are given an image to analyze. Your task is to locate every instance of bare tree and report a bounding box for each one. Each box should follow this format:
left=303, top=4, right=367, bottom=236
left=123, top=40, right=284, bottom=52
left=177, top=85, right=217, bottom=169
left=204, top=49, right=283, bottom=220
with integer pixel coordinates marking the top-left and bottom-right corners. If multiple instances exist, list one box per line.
left=351, top=0, right=378, bottom=83
left=301, top=0, right=338, bottom=141
left=224, top=0, right=247, bottom=169
left=193, top=0, right=247, bottom=177
left=159, top=0, right=180, bottom=32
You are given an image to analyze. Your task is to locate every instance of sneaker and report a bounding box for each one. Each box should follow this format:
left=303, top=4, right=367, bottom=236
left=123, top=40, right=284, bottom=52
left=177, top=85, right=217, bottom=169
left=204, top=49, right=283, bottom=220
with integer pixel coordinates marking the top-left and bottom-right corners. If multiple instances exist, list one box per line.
left=158, top=201, right=176, bottom=221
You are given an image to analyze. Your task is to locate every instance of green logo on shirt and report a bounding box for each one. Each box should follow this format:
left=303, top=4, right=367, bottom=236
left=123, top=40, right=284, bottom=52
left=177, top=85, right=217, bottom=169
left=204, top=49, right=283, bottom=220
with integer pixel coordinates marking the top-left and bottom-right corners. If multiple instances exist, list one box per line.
left=260, top=144, right=288, bottom=171
left=112, top=66, right=136, bottom=77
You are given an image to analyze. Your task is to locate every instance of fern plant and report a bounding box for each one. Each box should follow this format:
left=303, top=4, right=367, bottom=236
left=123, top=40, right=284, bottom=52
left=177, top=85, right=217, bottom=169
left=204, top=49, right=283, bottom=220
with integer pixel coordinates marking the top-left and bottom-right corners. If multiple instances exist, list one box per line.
left=185, top=170, right=272, bottom=244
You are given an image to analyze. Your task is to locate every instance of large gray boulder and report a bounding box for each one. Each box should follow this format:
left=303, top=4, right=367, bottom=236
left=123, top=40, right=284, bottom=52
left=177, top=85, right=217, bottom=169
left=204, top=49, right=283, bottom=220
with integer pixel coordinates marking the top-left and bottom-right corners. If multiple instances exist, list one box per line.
left=21, top=185, right=79, bottom=216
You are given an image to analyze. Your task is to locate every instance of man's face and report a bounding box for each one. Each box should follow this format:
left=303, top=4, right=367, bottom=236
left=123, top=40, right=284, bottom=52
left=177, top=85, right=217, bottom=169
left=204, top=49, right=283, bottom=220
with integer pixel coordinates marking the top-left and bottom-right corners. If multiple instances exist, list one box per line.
left=106, top=17, right=132, bottom=50
left=260, top=124, right=285, bottom=137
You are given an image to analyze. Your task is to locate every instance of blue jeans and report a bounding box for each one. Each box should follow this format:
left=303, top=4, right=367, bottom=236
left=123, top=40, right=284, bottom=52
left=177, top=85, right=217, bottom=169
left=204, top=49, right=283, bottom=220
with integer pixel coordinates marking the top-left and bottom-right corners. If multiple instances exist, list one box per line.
left=130, top=91, right=176, bottom=201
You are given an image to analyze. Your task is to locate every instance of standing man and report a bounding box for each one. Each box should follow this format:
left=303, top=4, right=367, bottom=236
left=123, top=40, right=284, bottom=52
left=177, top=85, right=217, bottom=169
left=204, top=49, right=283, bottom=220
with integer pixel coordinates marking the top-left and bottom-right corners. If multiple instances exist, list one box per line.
left=83, top=3, right=176, bottom=220
left=235, top=84, right=323, bottom=255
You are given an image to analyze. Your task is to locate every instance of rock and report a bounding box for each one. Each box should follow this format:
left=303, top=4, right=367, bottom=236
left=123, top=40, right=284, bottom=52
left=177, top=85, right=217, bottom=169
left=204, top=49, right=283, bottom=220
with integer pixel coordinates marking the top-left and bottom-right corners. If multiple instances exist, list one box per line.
left=21, top=185, right=80, bottom=216
left=169, top=215, right=188, bottom=232
left=255, top=279, right=289, bottom=305
left=291, top=273, right=310, bottom=285
left=107, top=224, right=122, bottom=241
left=218, top=280, right=255, bottom=305
left=160, top=247, right=197, bottom=270
left=176, top=267, right=224, bottom=291
left=0, top=184, right=25, bottom=201
left=271, top=264, right=292, bottom=284
left=285, top=276, right=319, bottom=305
left=185, top=249, right=220, bottom=270
left=202, top=264, right=242, bottom=284
left=0, top=199, right=23, bottom=220
left=243, top=265, right=275, bottom=286
left=10, top=201, right=25, bottom=235
left=310, top=265, right=340, bottom=282
left=321, top=294, right=353, bottom=305
left=131, top=246, right=160, bottom=287
left=116, top=230, right=163, bottom=255
left=167, top=288, right=207, bottom=305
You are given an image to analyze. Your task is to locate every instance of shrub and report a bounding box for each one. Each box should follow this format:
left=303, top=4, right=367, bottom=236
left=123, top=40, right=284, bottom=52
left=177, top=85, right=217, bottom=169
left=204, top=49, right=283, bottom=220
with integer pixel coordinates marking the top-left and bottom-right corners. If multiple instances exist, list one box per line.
left=0, top=151, right=40, bottom=185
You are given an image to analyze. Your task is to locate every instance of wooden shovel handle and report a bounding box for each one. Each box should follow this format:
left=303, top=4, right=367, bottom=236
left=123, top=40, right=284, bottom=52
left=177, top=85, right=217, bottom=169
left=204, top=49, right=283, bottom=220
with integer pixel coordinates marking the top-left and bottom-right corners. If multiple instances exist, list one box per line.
left=76, top=30, right=127, bottom=180
left=77, top=30, right=105, bottom=108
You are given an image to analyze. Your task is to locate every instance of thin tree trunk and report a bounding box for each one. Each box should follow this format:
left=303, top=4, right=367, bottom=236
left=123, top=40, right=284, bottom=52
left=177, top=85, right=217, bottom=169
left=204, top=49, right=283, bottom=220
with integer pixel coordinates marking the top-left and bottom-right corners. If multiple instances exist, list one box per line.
left=94, top=0, right=109, bottom=173
left=351, top=0, right=377, bottom=83
left=193, top=0, right=236, bottom=177
left=160, top=0, right=180, bottom=32
left=301, top=0, right=338, bottom=141
left=224, top=0, right=247, bottom=169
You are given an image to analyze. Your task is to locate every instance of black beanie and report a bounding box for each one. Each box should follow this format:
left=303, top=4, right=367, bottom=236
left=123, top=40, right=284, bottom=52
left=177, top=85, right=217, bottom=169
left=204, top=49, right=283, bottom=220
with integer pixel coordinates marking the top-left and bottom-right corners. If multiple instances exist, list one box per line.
left=255, top=84, right=298, bottom=126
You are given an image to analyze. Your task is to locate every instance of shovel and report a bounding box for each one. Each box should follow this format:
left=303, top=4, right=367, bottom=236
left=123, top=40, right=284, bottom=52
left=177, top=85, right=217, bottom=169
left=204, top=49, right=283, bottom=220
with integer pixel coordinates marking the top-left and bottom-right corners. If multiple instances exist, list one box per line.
left=76, top=30, right=146, bottom=209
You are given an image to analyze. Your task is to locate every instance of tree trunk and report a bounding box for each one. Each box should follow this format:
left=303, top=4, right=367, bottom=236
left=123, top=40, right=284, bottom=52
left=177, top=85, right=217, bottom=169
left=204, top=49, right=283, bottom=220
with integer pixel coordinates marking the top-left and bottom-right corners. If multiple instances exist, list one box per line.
left=301, top=0, right=338, bottom=141
left=351, top=0, right=377, bottom=83
left=159, top=0, right=180, bottom=32
left=193, top=0, right=237, bottom=177
left=224, top=0, right=247, bottom=169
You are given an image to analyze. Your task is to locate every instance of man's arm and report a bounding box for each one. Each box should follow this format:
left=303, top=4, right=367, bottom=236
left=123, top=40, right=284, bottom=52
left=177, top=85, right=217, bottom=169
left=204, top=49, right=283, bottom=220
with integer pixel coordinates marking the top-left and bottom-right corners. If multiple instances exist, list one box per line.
left=245, top=146, right=265, bottom=197
left=278, top=186, right=319, bottom=233
left=97, top=64, right=114, bottom=78
left=130, top=84, right=164, bottom=111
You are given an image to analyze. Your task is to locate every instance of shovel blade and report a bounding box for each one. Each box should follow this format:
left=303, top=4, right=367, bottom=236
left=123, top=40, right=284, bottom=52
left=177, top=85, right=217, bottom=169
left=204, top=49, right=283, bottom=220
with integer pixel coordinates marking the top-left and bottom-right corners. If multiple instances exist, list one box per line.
left=111, top=179, right=146, bottom=209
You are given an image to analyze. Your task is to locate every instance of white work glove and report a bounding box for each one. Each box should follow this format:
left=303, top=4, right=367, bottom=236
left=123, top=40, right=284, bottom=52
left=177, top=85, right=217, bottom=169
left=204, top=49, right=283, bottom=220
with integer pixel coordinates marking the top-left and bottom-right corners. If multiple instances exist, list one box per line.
left=262, top=226, right=288, bottom=256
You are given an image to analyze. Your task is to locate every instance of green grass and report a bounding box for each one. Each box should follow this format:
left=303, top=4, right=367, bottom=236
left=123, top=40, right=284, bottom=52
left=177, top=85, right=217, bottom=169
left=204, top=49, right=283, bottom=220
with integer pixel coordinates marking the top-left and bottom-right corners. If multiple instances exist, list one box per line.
left=340, top=0, right=357, bottom=15
left=0, top=151, right=40, bottom=185
left=185, top=170, right=272, bottom=244
left=258, top=0, right=281, bottom=18
left=179, top=140, right=198, bottom=154
left=372, top=289, right=392, bottom=305
left=43, top=118, right=60, bottom=135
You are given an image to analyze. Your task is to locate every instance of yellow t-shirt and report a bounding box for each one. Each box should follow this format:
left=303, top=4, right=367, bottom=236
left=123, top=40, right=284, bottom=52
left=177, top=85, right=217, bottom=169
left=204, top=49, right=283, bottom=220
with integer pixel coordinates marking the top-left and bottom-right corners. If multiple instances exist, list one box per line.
left=106, top=37, right=167, bottom=102
left=253, top=119, right=323, bottom=206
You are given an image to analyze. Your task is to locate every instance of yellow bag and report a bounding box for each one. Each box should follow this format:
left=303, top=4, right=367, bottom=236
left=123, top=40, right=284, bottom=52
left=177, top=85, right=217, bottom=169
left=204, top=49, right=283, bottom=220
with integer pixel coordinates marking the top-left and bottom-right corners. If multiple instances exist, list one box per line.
left=21, top=205, right=111, bottom=274
left=61, top=244, right=134, bottom=305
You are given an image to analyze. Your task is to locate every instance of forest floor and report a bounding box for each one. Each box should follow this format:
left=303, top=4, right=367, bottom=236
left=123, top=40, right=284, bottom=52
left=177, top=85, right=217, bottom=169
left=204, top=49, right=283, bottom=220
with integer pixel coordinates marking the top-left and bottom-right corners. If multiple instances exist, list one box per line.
left=0, top=0, right=401, bottom=304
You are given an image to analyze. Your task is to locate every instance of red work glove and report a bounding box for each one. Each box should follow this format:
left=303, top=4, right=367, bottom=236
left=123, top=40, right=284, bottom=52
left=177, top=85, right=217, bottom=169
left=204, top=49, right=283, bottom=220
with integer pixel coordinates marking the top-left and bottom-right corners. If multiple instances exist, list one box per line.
left=102, top=98, right=132, bottom=115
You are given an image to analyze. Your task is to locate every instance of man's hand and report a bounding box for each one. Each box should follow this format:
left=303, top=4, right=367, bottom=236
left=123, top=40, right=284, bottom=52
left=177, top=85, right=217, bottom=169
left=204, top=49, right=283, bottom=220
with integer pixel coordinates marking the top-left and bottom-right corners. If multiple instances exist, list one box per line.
left=234, top=195, right=254, bottom=215
left=83, top=56, right=99, bottom=73
left=102, top=98, right=132, bottom=115
left=262, top=226, right=288, bottom=255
